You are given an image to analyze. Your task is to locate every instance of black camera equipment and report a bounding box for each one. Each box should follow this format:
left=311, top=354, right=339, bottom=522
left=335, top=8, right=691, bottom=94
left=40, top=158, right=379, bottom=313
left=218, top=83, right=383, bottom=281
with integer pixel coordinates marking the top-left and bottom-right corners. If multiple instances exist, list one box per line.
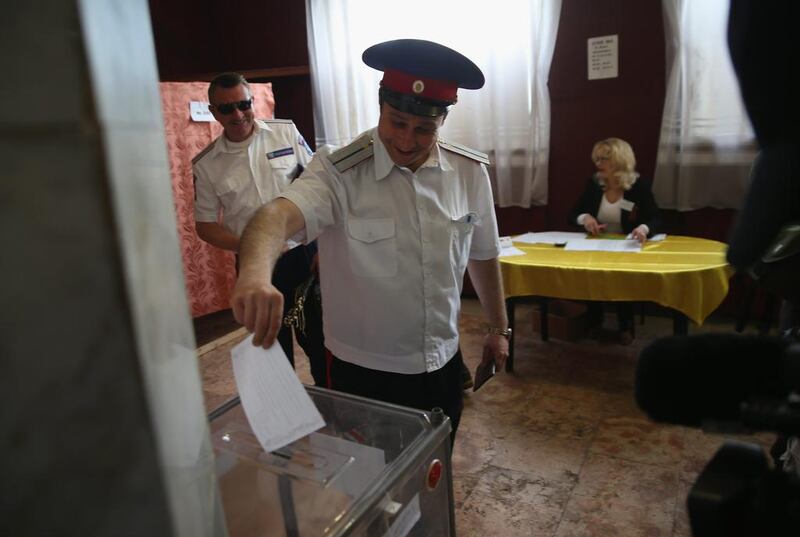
left=650, top=0, right=800, bottom=533
left=636, top=334, right=800, bottom=536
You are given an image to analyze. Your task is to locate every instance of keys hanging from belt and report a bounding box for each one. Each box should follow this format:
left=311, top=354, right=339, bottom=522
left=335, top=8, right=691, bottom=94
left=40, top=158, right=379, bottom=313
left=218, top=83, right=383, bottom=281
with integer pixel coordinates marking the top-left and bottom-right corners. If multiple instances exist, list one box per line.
left=283, top=274, right=316, bottom=335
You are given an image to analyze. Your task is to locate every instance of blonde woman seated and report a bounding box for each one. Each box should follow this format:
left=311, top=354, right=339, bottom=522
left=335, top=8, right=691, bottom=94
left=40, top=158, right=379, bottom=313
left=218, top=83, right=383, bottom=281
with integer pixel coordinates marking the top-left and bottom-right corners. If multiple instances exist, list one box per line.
left=569, top=137, right=661, bottom=345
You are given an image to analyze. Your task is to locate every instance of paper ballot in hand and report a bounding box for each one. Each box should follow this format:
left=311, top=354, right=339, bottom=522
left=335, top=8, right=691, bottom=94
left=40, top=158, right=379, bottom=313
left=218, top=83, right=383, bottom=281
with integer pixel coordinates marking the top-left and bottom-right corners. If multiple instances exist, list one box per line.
left=231, top=338, right=325, bottom=453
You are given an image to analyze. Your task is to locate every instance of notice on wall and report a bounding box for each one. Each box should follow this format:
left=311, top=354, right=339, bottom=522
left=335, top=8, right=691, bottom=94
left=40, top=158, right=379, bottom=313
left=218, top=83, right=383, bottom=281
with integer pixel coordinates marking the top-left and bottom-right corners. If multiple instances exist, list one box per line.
left=588, top=35, right=618, bottom=80
left=190, top=101, right=214, bottom=122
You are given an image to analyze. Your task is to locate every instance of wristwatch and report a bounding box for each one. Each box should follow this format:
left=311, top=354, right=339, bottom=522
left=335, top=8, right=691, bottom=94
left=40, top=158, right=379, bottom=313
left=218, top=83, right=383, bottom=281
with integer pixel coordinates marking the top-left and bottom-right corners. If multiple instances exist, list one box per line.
left=487, top=326, right=513, bottom=339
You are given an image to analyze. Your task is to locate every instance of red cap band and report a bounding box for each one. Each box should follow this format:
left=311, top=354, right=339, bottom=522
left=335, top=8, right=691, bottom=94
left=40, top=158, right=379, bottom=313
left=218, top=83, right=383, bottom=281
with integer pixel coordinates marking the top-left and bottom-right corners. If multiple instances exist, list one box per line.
left=382, top=69, right=458, bottom=102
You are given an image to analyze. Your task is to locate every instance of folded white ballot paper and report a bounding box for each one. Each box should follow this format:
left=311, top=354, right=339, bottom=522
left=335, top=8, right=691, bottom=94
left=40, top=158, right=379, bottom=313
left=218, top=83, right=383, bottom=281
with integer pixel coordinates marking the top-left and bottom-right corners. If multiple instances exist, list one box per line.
left=231, top=337, right=325, bottom=453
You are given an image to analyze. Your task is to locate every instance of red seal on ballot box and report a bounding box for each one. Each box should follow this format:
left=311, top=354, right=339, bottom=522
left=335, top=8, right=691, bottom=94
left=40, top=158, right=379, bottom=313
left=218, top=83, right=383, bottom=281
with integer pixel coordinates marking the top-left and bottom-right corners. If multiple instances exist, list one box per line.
left=426, top=459, right=443, bottom=490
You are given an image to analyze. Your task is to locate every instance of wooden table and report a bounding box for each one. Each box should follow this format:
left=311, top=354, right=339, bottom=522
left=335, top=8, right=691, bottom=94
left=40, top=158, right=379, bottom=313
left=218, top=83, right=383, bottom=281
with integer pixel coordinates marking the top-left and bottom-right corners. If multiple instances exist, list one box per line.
left=499, top=235, right=733, bottom=371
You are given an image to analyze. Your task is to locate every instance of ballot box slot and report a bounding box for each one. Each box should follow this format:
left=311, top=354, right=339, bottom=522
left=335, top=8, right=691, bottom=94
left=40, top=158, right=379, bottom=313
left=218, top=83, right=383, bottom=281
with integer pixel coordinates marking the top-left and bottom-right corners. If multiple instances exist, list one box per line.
left=213, top=420, right=356, bottom=487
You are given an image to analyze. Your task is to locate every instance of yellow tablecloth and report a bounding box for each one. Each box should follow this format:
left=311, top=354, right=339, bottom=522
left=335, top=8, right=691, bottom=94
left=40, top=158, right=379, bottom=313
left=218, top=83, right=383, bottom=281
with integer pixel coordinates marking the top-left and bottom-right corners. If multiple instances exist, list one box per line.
left=499, top=235, right=733, bottom=325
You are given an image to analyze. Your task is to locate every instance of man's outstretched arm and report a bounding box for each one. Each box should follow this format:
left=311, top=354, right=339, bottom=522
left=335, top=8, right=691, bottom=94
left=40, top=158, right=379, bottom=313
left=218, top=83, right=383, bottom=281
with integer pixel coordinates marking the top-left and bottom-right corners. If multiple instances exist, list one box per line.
left=231, top=197, right=306, bottom=348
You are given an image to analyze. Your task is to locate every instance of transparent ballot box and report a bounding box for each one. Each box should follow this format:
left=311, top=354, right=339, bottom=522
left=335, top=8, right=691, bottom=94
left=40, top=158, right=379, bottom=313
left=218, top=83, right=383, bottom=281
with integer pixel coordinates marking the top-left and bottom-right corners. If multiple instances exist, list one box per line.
left=208, top=386, right=455, bottom=537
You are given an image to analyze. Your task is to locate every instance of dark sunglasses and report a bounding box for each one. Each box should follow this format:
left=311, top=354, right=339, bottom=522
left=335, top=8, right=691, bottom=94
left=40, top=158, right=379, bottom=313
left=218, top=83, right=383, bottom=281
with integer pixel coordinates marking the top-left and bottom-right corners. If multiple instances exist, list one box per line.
left=212, top=99, right=253, bottom=115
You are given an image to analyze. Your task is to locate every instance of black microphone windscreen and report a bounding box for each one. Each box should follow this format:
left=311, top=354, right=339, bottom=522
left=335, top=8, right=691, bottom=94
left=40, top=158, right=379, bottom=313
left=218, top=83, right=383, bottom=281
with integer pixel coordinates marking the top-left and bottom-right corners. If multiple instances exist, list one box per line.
left=635, top=334, right=789, bottom=427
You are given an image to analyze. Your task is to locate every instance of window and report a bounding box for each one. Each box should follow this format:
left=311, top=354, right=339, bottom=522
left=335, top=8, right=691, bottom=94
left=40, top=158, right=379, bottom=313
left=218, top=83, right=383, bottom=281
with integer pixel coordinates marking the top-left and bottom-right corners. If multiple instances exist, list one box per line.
left=654, top=0, right=756, bottom=210
left=305, top=0, right=562, bottom=207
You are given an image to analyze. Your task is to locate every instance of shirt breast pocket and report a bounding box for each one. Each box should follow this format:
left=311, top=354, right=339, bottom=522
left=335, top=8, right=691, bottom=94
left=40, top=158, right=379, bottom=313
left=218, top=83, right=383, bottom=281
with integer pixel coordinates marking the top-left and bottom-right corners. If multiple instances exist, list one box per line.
left=267, top=154, right=298, bottom=182
left=347, top=218, right=397, bottom=278
left=450, top=215, right=477, bottom=273
left=268, top=154, right=295, bottom=170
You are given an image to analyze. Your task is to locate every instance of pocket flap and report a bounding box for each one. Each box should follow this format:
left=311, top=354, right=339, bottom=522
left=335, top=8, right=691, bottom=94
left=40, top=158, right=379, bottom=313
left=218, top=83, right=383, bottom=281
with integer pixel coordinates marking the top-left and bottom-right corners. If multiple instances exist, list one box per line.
left=348, top=218, right=395, bottom=243
left=267, top=155, right=294, bottom=169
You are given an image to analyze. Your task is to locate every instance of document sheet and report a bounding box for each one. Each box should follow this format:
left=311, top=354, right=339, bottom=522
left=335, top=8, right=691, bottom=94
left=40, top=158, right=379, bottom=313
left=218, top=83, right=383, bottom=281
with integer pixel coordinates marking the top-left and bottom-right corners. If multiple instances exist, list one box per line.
left=564, top=238, right=642, bottom=252
left=231, top=337, right=325, bottom=453
left=513, top=231, right=588, bottom=244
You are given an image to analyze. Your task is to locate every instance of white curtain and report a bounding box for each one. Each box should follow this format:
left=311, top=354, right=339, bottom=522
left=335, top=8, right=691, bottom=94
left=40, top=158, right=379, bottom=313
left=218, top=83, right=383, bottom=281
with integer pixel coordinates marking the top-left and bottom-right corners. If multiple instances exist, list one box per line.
left=305, top=0, right=562, bottom=208
left=654, top=0, right=756, bottom=211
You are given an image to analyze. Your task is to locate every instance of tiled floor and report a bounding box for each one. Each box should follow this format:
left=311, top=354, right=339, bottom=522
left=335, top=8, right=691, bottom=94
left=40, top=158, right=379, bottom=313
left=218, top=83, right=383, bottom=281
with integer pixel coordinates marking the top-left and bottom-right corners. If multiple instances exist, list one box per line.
left=196, top=300, right=776, bottom=536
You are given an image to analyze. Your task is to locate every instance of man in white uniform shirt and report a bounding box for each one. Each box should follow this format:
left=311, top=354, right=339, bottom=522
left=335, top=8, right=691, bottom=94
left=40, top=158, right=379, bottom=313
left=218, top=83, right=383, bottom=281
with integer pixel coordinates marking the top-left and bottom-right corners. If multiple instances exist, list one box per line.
left=193, top=72, right=325, bottom=385
left=231, top=41, right=509, bottom=441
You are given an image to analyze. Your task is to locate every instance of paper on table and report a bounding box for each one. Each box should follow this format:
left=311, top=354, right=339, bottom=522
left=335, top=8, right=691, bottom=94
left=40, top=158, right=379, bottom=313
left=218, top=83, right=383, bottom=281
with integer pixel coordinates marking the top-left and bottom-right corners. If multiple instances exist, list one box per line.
left=513, top=231, right=587, bottom=244
left=498, top=236, right=526, bottom=257
left=625, top=232, right=667, bottom=242
left=231, top=337, right=325, bottom=453
left=564, top=238, right=642, bottom=252
left=511, top=232, right=537, bottom=243
left=499, top=246, right=526, bottom=257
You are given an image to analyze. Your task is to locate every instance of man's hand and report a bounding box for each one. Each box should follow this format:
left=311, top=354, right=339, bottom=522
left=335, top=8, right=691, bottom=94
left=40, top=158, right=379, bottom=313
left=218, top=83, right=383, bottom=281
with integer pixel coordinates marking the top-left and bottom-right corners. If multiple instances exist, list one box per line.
left=231, top=276, right=284, bottom=349
left=231, top=197, right=308, bottom=348
left=482, top=333, right=509, bottom=372
left=583, top=215, right=607, bottom=236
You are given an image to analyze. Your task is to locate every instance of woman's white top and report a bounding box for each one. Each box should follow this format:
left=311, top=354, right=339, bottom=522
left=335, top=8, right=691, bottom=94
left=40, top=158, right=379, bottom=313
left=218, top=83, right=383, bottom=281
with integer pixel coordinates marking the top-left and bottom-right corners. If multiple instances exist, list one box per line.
left=597, top=195, right=623, bottom=233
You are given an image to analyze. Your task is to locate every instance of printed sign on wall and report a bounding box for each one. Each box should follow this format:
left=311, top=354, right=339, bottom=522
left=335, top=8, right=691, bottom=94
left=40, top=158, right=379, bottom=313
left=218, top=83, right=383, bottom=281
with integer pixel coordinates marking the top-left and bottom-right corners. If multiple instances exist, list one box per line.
left=588, top=35, right=619, bottom=80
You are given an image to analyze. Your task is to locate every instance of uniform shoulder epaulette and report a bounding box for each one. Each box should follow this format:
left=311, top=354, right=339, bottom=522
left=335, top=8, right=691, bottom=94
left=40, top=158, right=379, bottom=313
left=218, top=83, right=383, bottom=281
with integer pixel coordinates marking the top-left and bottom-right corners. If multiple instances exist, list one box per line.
left=261, top=118, right=294, bottom=125
left=191, top=140, right=215, bottom=165
left=438, top=139, right=490, bottom=165
left=329, top=134, right=374, bottom=173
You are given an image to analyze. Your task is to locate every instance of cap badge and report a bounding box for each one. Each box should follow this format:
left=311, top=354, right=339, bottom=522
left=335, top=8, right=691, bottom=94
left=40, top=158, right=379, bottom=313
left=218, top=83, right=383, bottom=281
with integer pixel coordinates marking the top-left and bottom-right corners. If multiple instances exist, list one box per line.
left=412, top=80, right=425, bottom=94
